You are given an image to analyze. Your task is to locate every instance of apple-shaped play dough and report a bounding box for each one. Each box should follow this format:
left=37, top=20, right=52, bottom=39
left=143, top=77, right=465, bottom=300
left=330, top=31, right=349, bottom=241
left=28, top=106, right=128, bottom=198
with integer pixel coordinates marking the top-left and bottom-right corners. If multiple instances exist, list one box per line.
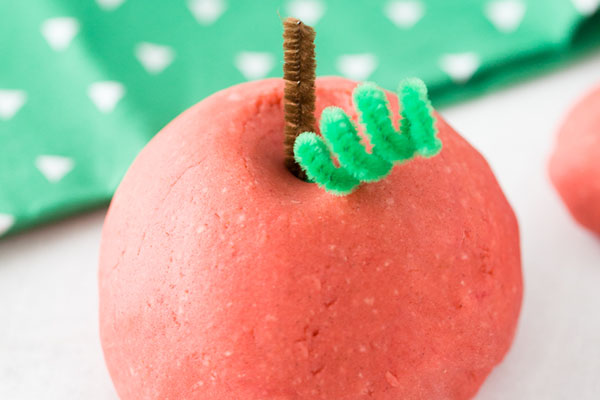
left=99, top=76, right=522, bottom=399
left=549, top=85, right=600, bottom=236
left=99, top=18, right=521, bottom=400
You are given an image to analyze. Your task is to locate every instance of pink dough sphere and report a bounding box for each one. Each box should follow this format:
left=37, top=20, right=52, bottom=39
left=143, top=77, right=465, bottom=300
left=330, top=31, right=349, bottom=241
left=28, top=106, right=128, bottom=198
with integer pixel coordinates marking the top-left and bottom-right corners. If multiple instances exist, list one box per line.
left=550, top=85, right=600, bottom=236
left=99, top=77, right=522, bottom=399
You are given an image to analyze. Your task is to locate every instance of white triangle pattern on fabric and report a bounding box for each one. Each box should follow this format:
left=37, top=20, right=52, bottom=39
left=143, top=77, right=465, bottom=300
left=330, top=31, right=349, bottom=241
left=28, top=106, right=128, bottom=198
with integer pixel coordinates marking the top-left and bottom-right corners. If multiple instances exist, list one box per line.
left=234, top=52, right=275, bottom=80
left=88, top=81, right=125, bottom=113
left=384, top=0, right=425, bottom=29
left=35, top=155, right=75, bottom=183
left=336, top=54, right=378, bottom=81
left=188, top=0, right=227, bottom=25
left=0, top=90, right=27, bottom=120
left=572, top=0, right=600, bottom=15
left=485, top=0, right=526, bottom=33
left=135, top=42, right=175, bottom=74
left=439, top=52, right=481, bottom=84
left=0, top=214, right=15, bottom=237
left=41, top=17, right=80, bottom=51
left=96, top=0, right=126, bottom=10
left=286, top=0, right=326, bottom=26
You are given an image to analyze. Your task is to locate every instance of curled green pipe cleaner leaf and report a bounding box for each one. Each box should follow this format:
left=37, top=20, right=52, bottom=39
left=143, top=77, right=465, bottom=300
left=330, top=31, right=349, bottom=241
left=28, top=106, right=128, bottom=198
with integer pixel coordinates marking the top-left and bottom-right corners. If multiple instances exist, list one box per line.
left=353, top=82, right=416, bottom=162
left=293, top=132, right=360, bottom=195
left=320, top=107, right=392, bottom=182
left=397, top=78, right=441, bottom=157
left=293, top=78, right=442, bottom=195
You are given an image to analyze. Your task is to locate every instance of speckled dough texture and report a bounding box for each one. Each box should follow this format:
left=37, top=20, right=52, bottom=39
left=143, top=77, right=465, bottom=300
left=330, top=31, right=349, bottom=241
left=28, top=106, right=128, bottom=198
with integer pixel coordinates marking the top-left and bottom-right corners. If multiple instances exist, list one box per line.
left=99, top=77, right=522, bottom=400
left=550, top=85, right=600, bottom=236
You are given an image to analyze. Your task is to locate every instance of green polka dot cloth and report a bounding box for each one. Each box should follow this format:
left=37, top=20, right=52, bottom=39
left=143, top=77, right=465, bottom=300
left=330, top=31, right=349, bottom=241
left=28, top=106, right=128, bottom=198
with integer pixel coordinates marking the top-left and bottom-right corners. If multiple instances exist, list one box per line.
left=1, top=0, right=599, bottom=237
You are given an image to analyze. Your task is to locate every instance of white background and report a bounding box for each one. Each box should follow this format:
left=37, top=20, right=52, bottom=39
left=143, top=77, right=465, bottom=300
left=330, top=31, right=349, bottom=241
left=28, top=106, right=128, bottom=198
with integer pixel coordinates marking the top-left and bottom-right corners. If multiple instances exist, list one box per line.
left=1, top=52, right=600, bottom=399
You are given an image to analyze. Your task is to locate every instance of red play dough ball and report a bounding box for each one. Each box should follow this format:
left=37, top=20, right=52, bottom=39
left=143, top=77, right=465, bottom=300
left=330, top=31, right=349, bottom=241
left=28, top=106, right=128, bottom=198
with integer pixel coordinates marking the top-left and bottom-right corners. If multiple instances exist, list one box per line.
left=99, top=77, right=522, bottom=399
left=549, top=85, right=600, bottom=235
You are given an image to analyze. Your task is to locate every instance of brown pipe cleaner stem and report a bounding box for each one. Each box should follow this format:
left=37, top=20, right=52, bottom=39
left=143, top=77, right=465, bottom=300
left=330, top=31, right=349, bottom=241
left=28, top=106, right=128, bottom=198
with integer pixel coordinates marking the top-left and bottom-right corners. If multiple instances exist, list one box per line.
left=283, top=17, right=316, bottom=180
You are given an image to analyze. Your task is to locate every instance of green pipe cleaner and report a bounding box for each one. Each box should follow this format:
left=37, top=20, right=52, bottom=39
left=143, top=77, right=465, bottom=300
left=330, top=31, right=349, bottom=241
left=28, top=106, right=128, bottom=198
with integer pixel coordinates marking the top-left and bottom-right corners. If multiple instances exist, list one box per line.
left=293, top=78, right=442, bottom=195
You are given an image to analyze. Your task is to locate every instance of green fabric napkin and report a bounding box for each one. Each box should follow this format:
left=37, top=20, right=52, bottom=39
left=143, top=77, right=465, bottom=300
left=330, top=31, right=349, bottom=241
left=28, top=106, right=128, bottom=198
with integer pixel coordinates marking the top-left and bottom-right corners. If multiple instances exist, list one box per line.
left=1, top=0, right=599, bottom=238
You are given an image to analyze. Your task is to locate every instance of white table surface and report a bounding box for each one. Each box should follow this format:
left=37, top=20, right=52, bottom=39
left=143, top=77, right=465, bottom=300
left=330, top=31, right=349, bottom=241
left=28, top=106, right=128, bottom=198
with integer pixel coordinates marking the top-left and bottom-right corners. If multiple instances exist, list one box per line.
left=2, top=53, right=600, bottom=400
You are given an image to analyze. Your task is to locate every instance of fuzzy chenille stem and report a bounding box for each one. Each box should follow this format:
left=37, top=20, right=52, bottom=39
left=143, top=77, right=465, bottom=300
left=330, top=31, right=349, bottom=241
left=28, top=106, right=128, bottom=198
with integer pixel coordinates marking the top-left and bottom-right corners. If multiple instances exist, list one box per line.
left=283, top=17, right=316, bottom=180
